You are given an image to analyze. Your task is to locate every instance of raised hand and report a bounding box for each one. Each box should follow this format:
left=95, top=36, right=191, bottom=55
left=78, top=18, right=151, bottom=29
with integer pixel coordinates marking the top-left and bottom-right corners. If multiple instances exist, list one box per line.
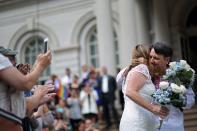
left=33, top=50, right=52, bottom=70
left=33, top=84, right=56, bottom=106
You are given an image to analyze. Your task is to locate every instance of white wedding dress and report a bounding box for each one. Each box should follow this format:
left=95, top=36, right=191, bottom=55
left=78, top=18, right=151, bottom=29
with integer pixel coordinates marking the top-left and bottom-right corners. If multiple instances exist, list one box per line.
left=119, top=64, right=157, bottom=131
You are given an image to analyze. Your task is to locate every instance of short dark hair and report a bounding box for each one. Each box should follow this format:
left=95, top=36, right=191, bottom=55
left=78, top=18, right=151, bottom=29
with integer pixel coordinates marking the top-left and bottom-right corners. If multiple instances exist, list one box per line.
left=151, top=42, right=173, bottom=58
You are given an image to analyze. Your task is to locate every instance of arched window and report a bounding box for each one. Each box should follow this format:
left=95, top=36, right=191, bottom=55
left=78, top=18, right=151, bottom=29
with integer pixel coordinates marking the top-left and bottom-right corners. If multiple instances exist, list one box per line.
left=24, top=36, right=50, bottom=83
left=87, top=26, right=120, bottom=68
left=114, top=32, right=120, bottom=67
left=87, top=27, right=99, bottom=68
left=86, top=26, right=119, bottom=69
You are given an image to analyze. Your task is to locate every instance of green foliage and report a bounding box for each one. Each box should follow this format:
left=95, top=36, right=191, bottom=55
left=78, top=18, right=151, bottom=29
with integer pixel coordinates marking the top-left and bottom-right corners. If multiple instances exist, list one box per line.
left=170, top=99, right=184, bottom=107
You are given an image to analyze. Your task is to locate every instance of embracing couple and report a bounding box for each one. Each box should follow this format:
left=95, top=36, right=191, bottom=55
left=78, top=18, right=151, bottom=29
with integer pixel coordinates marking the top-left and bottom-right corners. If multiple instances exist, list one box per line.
left=117, top=42, right=195, bottom=131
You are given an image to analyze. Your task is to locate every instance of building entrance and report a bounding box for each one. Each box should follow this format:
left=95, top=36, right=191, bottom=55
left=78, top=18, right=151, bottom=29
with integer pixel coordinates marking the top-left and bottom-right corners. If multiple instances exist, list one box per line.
left=181, top=6, right=197, bottom=101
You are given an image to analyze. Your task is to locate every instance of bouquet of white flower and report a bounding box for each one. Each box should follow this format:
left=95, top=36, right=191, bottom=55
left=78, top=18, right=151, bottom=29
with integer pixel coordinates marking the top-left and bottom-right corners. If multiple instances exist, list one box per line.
left=152, top=60, right=195, bottom=107
left=152, top=81, right=187, bottom=108
left=163, top=60, right=195, bottom=88
left=152, top=81, right=188, bottom=130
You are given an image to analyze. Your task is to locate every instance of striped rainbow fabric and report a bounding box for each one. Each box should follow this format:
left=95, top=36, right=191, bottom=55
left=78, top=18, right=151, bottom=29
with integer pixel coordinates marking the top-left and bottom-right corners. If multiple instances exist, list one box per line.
left=56, top=80, right=68, bottom=100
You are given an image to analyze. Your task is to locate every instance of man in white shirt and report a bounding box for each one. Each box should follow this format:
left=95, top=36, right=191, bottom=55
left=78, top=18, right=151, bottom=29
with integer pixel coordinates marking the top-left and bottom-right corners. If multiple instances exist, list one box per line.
left=61, top=68, right=72, bottom=88
left=98, top=66, right=119, bottom=128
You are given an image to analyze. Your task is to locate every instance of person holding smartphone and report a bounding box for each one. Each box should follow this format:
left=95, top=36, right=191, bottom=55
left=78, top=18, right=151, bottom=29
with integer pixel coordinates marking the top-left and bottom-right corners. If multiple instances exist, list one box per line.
left=0, top=46, right=54, bottom=130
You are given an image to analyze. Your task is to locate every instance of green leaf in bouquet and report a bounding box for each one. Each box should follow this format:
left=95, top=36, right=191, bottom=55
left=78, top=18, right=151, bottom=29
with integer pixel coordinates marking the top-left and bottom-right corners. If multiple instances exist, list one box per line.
left=171, top=99, right=184, bottom=107
left=184, top=70, right=193, bottom=78
left=162, top=74, right=169, bottom=80
left=171, top=92, right=180, bottom=99
left=173, top=77, right=181, bottom=86
left=176, top=70, right=193, bottom=79
left=174, top=70, right=194, bottom=87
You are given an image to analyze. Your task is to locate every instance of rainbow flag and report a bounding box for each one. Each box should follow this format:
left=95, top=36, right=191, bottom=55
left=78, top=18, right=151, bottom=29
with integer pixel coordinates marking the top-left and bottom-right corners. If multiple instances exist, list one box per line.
left=56, top=80, right=68, bottom=100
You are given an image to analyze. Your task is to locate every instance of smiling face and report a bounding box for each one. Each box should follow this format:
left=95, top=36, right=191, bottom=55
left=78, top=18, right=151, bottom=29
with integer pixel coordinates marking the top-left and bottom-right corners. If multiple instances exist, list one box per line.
left=149, top=48, right=170, bottom=77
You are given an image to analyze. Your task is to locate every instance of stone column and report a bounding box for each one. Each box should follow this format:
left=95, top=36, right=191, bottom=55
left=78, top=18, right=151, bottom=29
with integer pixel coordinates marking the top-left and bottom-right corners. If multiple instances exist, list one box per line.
left=119, top=0, right=137, bottom=67
left=153, top=0, right=170, bottom=44
left=135, top=0, right=150, bottom=44
left=95, top=0, right=116, bottom=75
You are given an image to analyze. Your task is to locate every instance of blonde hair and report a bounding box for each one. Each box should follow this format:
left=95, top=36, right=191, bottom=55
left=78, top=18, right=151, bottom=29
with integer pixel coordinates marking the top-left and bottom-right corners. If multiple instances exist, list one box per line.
left=122, top=44, right=150, bottom=78
left=131, top=44, right=150, bottom=67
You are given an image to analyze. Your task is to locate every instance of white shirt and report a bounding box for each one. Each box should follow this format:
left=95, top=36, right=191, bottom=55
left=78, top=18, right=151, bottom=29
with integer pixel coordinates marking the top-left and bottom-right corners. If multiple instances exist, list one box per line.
left=81, top=71, right=89, bottom=80
left=102, top=75, right=109, bottom=93
left=0, top=53, right=12, bottom=70
left=0, top=54, right=13, bottom=112
left=0, top=54, right=26, bottom=118
left=61, top=75, right=72, bottom=87
left=80, top=90, right=98, bottom=115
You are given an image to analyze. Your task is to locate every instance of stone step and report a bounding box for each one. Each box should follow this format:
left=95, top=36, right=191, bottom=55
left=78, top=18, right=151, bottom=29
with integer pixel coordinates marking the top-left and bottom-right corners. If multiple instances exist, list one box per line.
left=184, top=113, right=197, bottom=120
left=184, top=105, right=197, bottom=131
left=184, top=105, right=197, bottom=129
left=185, top=126, right=197, bottom=131
left=184, top=105, right=197, bottom=114
left=184, top=119, right=197, bottom=127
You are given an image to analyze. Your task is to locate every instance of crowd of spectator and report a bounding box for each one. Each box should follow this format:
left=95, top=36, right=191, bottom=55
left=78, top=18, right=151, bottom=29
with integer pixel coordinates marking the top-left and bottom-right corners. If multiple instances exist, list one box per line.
left=0, top=46, right=122, bottom=131
left=42, top=65, right=120, bottom=131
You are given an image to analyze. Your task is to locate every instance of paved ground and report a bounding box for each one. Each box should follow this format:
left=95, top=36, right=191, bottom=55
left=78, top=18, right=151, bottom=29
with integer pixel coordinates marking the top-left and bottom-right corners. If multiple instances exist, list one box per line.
left=98, top=119, right=119, bottom=131
left=98, top=107, right=122, bottom=131
left=101, top=124, right=119, bottom=131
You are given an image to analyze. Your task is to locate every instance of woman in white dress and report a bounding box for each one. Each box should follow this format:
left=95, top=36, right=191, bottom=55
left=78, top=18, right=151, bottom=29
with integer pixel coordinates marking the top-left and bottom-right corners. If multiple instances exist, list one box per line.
left=119, top=44, right=169, bottom=131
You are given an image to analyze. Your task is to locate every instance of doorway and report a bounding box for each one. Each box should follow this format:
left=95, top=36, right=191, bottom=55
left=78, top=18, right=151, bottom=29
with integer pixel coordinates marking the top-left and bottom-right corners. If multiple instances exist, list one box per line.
left=181, top=6, right=197, bottom=102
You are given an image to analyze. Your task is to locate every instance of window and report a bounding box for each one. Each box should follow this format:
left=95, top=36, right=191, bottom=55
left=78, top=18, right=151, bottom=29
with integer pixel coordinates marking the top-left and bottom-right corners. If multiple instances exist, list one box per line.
left=86, top=26, right=119, bottom=69
left=24, top=37, right=50, bottom=83
left=87, top=27, right=99, bottom=68
left=114, top=32, right=120, bottom=67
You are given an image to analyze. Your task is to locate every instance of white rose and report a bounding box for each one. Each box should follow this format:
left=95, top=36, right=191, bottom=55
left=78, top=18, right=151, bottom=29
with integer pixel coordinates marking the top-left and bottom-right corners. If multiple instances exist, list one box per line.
left=184, top=64, right=191, bottom=71
left=191, top=68, right=195, bottom=74
left=159, top=81, right=169, bottom=90
left=180, top=60, right=187, bottom=66
left=169, top=62, right=176, bottom=69
left=171, top=83, right=182, bottom=94
left=162, top=75, right=168, bottom=80
left=180, top=85, right=187, bottom=94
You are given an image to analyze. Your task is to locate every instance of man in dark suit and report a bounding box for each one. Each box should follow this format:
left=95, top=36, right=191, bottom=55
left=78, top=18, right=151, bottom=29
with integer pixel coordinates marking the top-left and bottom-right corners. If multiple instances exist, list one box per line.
left=98, top=66, right=119, bottom=128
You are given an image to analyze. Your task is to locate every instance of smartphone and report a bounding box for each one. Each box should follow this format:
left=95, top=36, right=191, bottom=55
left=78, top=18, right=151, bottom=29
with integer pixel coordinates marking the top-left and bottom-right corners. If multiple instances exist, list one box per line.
left=44, top=38, right=48, bottom=53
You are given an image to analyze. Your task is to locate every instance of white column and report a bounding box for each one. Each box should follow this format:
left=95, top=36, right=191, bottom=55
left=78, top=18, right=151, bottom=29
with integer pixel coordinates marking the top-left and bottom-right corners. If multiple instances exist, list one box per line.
left=119, top=0, right=137, bottom=67
left=153, top=0, right=170, bottom=44
left=135, top=0, right=150, bottom=44
left=95, top=0, right=116, bottom=75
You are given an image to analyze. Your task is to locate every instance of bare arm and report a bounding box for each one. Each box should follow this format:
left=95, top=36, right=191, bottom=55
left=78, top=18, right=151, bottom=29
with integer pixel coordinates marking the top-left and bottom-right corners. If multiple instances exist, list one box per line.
left=0, top=51, right=51, bottom=90
left=126, top=71, right=168, bottom=118
left=0, top=65, right=43, bottom=90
